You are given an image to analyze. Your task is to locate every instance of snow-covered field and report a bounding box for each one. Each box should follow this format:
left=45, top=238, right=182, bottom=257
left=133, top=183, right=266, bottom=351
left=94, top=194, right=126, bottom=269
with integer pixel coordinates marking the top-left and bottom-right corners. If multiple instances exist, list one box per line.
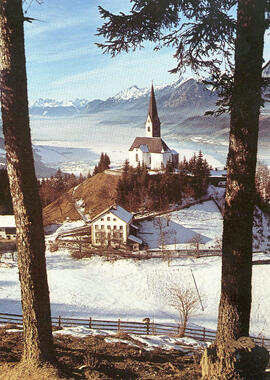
left=1, top=200, right=270, bottom=339
left=138, top=200, right=223, bottom=249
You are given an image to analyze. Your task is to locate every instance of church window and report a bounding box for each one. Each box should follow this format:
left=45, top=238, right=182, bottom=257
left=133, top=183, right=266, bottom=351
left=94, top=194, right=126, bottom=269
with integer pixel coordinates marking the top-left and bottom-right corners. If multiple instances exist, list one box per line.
left=149, top=156, right=151, bottom=164
left=136, top=153, right=139, bottom=162
left=148, top=127, right=150, bottom=132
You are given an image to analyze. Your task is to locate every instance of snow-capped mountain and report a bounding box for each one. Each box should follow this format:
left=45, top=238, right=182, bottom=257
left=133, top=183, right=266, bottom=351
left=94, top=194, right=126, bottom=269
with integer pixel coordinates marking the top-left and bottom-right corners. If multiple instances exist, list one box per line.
left=111, top=85, right=149, bottom=101
left=84, top=77, right=218, bottom=118
left=30, top=98, right=89, bottom=117
left=29, top=78, right=218, bottom=118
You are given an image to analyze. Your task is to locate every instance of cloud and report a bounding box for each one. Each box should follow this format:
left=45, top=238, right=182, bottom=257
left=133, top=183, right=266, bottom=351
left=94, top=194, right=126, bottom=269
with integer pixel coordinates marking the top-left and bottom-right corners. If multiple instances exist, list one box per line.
left=27, top=44, right=97, bottom=64
left=25, top=14, right=92, bottom=38
left=49, top=48, right=176, bottom=94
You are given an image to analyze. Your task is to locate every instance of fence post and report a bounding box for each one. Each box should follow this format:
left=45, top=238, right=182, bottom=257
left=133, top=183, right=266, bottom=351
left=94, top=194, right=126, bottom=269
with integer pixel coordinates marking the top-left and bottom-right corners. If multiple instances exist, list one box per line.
left=146, top=320, right=150, bottom=335
left=118, top=318, right=121, bottom=333
left=58, top=315, right=61, bottom=328
left=89, top=317, right=92, bottom=329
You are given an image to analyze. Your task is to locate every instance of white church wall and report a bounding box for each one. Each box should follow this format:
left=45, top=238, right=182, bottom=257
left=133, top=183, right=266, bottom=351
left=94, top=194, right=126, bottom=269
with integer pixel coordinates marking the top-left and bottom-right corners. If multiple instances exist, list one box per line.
left=129, top=149, right=151, bottom=168
left=150, top=153, right=163, bottom=170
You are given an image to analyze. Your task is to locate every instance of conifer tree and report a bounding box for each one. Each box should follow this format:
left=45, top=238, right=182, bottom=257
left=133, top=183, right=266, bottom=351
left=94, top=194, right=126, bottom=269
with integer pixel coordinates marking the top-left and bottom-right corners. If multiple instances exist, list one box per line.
left=97, top=1, right=270, bottom=376
left=0, top=0, right=54, bottom=364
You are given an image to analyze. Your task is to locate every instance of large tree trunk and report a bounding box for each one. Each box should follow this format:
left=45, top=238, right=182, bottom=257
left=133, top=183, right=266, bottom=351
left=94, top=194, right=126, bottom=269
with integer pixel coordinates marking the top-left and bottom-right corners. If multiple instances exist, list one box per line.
left=201, top=1, right=267, bottom=378
left=201, top=1, right=267, bottom=377
left=217, top=0, right=265, bottom=344
left=0, top=0, right=55, bottom=364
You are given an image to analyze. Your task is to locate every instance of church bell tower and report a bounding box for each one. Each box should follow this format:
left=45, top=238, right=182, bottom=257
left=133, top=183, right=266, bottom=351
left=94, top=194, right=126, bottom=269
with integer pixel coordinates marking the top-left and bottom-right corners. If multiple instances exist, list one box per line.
left=145, top=84, right=161, bottom=137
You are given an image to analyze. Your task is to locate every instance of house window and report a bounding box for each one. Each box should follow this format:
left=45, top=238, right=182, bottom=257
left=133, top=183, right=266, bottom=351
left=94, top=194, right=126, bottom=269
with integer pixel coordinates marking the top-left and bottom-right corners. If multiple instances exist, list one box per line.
left=107, top=217, right=110, bottom=221
left=113, top=226, right=117, bottom=230
left=101, top=225, right=104, bottom=229
left=136, top=153, right=139, bottom=162
left=107, top=225, right=111, bottom=229
left=119, top=233, right=123, bottom=239
left=149, top=156, right=151, bottom=164
left=119, top=226, right=123, bottom=230
left=113, top=218, right=116, bottom=221
left=95, top=225, right=99, bottom=230
left=101, top=218, right=104, bottom=221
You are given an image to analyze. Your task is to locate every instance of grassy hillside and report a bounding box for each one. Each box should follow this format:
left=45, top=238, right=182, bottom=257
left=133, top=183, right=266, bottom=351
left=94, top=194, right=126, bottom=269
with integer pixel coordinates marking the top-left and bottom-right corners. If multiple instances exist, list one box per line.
left=43, top=172, right=119, bottom=225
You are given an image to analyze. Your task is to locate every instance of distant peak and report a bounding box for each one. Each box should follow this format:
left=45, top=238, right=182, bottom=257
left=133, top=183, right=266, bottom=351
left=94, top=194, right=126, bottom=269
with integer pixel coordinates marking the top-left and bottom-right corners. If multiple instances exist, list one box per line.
left=112, top=85, right=149, bottom=101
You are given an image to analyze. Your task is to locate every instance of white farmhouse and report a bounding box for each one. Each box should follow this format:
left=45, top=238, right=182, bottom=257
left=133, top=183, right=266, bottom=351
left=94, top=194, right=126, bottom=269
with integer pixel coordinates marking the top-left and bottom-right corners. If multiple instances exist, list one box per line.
left=0, top=215, right=16, bottom=240
left=129, top=85, right=179, bottom=170
left=91, top=205, right=142, bottom=249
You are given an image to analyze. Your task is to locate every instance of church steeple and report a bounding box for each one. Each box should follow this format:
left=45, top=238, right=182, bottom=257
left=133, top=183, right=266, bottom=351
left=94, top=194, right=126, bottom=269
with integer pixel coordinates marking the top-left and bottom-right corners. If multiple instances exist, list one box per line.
left=145, top=84, right=160, bottom=137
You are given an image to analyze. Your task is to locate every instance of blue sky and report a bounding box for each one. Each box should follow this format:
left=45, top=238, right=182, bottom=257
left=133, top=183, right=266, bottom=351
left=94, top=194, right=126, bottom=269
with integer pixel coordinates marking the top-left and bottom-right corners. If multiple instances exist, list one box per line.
left=24, top=1, right=270, bottom=103
left=24, top=0, right=179, bottom=103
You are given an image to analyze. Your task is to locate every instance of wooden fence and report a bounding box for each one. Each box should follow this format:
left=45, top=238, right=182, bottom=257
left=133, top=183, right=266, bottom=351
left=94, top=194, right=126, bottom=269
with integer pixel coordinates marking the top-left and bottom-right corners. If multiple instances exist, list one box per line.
left=1, top=312, right=270, bottom=351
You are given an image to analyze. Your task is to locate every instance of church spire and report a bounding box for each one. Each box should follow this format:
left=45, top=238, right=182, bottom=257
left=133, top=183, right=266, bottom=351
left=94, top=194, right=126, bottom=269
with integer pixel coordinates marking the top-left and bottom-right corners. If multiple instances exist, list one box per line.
left=145, top=84, right=160, bottom=137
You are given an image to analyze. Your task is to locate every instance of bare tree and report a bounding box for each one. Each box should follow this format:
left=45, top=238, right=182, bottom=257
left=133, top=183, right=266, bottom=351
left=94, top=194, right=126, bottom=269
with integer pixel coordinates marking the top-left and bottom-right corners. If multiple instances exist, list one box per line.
left=154, top=217, right=169, bottom=252
left=0, top=0, right=54, bottom=364
left=188, top=233, right=204, bottom=257
left=213, top=236, right=222, bottom=252
left=255, top=161, right=270, bottom=202
left=167, top=284, right=200, bottom=337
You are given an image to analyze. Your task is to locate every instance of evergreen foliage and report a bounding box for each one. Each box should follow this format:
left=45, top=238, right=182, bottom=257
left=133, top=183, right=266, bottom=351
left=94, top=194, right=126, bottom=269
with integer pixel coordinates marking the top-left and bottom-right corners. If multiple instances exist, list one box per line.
left=38, top=169, right=86, bottom=207
left=179, top=151, right=211, bottom=198
left=96, top=0, right=236, bottom=74
left=93, top=152, right=111, bottom=175
left=117, top=156, right=211, bottom=212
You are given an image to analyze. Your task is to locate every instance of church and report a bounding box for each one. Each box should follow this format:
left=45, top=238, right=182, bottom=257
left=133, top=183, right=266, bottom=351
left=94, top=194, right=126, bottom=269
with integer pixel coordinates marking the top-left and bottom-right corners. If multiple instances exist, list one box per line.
left=129, top=85, right=179, bottom=170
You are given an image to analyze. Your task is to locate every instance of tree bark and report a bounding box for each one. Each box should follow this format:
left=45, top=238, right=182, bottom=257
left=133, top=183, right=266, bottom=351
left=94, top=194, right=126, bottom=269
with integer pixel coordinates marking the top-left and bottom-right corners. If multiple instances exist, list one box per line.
left=217, top=0, right=265, bottom=344
left=0, top=0, right=54, bottom=364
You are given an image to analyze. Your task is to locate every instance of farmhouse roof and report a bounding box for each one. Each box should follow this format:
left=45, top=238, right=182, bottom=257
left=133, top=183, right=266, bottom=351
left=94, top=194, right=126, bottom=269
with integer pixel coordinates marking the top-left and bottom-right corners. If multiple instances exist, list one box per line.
left=129, top=137, right=170, bottom=153
left=0, top=215, right=16, bottom=228
left=91, top=205, right=133, bottom=224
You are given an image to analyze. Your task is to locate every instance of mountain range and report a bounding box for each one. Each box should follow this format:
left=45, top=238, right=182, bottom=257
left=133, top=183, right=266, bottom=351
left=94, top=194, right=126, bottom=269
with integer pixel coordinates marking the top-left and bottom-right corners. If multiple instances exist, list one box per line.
left=29, top=78, right=218, bottom=119
left=29, top=77, right=270, bottom=151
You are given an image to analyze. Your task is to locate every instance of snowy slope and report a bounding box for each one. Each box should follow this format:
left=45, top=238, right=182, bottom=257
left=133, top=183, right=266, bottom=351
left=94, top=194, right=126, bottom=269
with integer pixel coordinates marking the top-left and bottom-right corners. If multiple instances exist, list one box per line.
left=1, top=200, right=270, bottom=339
left=138, top=200, right=223, bottom=250
left=2, top=250, right=270, bottom=337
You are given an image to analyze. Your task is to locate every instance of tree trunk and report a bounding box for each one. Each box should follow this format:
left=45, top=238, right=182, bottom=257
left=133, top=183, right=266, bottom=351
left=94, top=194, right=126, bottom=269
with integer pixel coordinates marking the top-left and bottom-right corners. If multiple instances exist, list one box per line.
left=217, top=0, right=265, bottom=344
left=201, top=2, right=267, bottom=376
left=0, top=0, right=55, bottom=364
